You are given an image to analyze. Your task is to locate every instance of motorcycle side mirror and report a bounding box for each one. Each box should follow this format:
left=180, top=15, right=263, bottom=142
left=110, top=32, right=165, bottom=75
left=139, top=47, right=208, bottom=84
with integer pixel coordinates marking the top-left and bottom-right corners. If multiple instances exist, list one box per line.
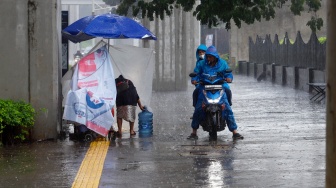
left=189, top=72, right=197, bottom=77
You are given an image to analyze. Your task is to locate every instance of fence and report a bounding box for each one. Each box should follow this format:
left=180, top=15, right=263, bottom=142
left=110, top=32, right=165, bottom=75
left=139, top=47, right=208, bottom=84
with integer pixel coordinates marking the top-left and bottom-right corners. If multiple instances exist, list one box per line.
left=249, top=32, right=326, bottom=70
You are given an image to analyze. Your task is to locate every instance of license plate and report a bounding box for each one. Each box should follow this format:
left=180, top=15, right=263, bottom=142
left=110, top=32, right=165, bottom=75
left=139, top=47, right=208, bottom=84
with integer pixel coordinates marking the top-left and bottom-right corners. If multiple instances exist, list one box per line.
left=204, top=85, right=222, bottom=90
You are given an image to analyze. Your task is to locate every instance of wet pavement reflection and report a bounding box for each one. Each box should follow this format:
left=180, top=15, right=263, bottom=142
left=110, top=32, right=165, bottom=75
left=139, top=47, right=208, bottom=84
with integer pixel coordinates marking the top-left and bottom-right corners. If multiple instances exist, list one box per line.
left=0, top=75, right=326, bottom=187
left=0, top=139, right=89, bottom=187
left=100, top=75, right=326, bottom=188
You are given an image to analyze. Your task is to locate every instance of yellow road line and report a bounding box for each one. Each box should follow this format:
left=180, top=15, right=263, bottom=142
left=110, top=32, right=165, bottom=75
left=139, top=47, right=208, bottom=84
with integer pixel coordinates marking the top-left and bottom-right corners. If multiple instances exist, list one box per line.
left=72, top=138, right=110, bottom=188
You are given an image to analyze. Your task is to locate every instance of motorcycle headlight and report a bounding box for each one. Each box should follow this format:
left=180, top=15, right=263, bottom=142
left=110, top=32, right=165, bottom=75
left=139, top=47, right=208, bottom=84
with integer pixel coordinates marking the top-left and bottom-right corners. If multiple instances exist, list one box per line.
left=203, top=90, right=225, bottom=104
left=207, top=97, right=220, bottom=104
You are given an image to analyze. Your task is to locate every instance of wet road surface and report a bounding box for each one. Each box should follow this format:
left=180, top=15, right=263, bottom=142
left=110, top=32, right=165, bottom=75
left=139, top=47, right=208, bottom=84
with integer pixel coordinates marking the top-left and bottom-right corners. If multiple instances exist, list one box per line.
left=0, top=75, right=326, bottom=188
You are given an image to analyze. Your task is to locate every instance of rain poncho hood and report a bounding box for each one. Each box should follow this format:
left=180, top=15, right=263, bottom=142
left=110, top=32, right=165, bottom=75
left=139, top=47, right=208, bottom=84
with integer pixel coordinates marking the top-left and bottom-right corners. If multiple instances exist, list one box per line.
left=195, top=44, right=207, bottom=62
left=205, top=45, right=220, bottom=60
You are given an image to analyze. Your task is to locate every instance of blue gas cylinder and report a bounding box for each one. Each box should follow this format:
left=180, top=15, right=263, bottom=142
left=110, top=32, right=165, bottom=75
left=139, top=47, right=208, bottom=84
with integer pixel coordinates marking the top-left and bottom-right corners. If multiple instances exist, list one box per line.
left=138, top=106, right=153, bottom=135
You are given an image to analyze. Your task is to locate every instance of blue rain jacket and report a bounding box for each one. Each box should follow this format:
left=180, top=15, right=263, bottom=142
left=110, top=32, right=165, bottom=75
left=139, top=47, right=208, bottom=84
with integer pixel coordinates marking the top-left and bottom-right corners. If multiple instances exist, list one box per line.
left=192, top=44, right=208, bottom=90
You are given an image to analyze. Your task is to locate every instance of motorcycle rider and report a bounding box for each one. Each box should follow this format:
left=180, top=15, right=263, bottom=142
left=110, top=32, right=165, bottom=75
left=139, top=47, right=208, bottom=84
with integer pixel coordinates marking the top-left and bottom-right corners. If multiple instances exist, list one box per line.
left=187, top=45, right=243, bottom=140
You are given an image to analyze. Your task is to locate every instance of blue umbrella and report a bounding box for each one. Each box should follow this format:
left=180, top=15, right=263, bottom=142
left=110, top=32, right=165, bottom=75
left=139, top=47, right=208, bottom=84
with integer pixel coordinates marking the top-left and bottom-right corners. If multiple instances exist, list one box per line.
left=62, top=13, right=157, bottom=43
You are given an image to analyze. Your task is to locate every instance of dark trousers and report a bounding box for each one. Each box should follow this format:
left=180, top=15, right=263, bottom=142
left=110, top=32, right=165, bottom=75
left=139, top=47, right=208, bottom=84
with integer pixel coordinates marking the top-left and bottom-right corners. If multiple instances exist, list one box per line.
left=225, top=88, right=232, bottom=106
left=192, top=88, right=199, bottom=107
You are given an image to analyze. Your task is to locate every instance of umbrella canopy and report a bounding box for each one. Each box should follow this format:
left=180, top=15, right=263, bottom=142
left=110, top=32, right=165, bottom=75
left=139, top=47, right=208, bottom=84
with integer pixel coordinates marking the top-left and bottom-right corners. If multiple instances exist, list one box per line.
left=62, top=13, right=157, bottom=43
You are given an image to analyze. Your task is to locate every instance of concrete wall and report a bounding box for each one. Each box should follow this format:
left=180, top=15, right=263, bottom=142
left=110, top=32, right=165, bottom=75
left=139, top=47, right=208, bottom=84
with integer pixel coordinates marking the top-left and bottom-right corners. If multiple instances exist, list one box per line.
left=230, top=0, right=327, bottom=63
left=274, top=65, right=285, bottom=85
left=0, top=1, right=29, bottom=101
left=145, top=7, right=200, bottom=91
left=238, top=61, right=248, bottom=75
left=284, top=66, right=297, bottom=89
left=0, top=0, right=61, bottom=140
left=265, top=64, right=274, bottom=82
left=249, top=62, right=256, bottom=78
left=297, top=68, right=310, bottom=91
left=256, top=63, right=266, bottom=79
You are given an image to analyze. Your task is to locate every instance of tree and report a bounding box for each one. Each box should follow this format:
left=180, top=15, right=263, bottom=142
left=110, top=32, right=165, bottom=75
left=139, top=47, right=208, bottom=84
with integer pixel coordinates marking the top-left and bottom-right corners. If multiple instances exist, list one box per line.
left=103, top=0, right=323, bottom=32
left=326, top=2, right=336, bottom=187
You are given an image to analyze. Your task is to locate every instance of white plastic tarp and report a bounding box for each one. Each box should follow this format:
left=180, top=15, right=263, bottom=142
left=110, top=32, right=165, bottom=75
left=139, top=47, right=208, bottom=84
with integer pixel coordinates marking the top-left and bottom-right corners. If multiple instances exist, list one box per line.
left=104, top=43, right=155, bottom=108
left=63, top=46, right=116, bottom=136
left=62, top=42, right=155, bottom=134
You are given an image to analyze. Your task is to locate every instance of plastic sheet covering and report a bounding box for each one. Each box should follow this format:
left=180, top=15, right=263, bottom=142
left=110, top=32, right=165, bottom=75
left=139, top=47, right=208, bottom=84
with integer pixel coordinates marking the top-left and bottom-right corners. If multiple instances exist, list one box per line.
left=62, top=41, right=155, bottom=130
left=63, top=46, right=116, bottom=136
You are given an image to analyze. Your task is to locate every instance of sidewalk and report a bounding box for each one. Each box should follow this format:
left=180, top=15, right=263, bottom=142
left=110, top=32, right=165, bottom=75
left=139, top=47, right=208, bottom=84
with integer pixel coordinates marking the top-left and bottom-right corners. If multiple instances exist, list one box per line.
left=0, top=75, right=326, bottom=188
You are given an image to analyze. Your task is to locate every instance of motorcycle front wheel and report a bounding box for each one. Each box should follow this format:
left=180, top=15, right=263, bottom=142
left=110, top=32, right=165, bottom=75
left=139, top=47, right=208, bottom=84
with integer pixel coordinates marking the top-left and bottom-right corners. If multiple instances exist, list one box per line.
left=209, top=113, right=219, bottom=141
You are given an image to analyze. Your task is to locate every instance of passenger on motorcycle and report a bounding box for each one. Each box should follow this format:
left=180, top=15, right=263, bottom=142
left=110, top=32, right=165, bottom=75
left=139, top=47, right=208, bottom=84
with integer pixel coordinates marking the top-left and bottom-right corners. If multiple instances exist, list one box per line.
left=192, top=44, right=207, bottom=107
left=187, top=45, right=243, bottom=140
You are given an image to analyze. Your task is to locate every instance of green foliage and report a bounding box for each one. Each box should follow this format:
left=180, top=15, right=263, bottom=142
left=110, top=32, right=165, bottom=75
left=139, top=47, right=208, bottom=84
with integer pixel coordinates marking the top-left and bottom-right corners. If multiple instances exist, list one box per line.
left=278, top=37, right=326, bottom=44
left=318, top=37, right=326, bottom=44
left=220, top=53, right=230, bottom=62
left=0, top=99, right=36, bottom=145
left=220, top=53, right=238, bottom=71
left=104, top=0, right=323, bottom=31
left=307, top=16, right=323, bottom=33
left=290, top=0, right=305, bottom=15
left=279, top=39, right=294, bottom=44
left=306, top=0, right=322, bottom=12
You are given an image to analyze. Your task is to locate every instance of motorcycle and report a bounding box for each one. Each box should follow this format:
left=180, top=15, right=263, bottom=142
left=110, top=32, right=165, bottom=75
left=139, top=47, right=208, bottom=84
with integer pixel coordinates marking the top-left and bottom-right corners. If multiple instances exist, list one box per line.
left=189, top=69, right=232, bottom=141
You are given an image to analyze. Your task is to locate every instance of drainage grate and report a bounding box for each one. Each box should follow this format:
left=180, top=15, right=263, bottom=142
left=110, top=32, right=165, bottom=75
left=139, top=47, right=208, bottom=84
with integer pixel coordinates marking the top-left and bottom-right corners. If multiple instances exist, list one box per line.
left=178, top=144, right=232, bottom=157
left=189, top=150, right=208, bottom=155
